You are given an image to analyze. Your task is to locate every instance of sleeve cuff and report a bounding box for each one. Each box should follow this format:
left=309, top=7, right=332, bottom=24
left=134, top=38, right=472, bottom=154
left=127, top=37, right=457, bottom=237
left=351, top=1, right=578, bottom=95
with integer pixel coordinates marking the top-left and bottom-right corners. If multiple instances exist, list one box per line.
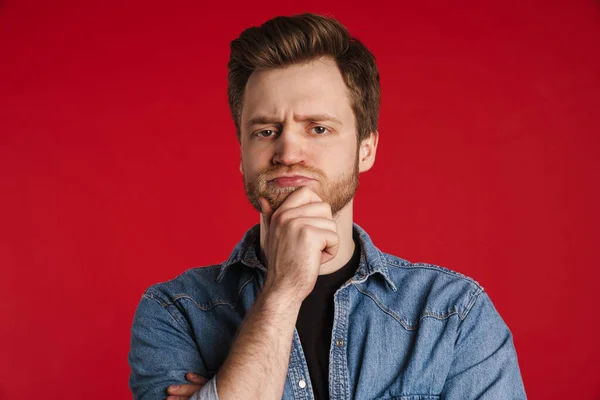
left=190, top=374, right=219, bottom=400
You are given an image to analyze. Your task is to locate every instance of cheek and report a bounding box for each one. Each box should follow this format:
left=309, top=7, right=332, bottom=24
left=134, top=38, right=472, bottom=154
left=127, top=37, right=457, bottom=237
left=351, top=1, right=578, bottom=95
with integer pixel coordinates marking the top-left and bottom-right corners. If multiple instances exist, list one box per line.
left=314, top=144, right=356, bottom=173
left=242, top=152, right=270, bottom=176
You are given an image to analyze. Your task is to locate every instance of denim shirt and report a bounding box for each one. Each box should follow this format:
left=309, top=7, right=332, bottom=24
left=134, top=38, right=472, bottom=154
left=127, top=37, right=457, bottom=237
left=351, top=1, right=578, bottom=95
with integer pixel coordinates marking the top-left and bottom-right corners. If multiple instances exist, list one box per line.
left=128, top=223, right=527, bottom=400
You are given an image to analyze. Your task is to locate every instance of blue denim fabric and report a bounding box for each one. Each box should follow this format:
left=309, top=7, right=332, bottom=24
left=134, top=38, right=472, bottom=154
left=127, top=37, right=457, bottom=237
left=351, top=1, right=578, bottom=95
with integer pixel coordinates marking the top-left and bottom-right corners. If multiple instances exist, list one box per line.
left=128, top=223, right=527, bottom=399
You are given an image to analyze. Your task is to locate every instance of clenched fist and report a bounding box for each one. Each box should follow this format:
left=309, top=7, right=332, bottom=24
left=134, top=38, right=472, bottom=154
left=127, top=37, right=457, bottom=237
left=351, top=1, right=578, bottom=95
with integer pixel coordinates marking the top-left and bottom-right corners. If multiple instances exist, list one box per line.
left=258, top=186, right=340, bottom=303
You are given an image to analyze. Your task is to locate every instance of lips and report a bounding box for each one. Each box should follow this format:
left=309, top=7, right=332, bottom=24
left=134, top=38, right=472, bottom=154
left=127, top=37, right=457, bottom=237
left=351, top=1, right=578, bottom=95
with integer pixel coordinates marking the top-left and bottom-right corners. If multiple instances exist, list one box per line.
left=269, top=175, right=314, bottom=187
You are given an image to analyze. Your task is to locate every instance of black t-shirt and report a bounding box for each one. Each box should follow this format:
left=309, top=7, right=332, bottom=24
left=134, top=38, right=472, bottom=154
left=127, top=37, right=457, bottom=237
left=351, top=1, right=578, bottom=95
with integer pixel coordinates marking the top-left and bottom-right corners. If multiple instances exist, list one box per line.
left=295, top=236, right=361, bottom=400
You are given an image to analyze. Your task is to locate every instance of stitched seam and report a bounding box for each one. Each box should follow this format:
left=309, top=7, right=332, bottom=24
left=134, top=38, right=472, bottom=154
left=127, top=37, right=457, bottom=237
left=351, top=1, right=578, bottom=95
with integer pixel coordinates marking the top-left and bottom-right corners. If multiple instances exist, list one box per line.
left=190, top=265, right=222, bottom=271
left=172, top=265, right=222, bottom=282
left=151, top=275, right=256, bottom=311
left=383, top=261, right=483, bottom=289
left=459, top=287, right=484, bottom=320
left=353, top=284, right=461, bottom=331
left=142, top=293, right=186, bottom=328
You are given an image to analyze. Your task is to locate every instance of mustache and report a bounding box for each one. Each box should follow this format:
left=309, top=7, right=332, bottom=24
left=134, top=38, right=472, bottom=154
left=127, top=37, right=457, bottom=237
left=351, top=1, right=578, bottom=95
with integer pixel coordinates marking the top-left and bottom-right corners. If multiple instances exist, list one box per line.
left=258, top=166, right=325, bottom=182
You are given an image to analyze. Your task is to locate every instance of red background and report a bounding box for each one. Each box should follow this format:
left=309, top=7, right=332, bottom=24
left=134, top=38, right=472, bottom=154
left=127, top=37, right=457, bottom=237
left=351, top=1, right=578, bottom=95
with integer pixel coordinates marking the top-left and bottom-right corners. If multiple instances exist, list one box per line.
left=1, top=1, right=599, bottom=399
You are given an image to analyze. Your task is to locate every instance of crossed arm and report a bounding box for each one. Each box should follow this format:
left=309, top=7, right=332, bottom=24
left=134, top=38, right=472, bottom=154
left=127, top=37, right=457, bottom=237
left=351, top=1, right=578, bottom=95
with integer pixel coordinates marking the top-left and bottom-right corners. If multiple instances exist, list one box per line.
left=135, top=292, right=526, bottom=400
left=128, top=284, right=304, bottom=400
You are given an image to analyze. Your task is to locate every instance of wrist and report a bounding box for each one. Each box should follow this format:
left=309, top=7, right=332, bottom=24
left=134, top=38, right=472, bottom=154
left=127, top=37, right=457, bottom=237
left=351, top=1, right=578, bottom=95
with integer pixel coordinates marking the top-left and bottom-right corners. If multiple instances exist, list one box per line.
left=260, top=282, right=305, bottom=312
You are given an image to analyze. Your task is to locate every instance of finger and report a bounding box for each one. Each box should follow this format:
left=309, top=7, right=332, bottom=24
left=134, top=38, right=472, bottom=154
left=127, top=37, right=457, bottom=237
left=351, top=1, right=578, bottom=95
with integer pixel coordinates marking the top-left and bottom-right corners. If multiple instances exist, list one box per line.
left=186, top=372, right=209, bottom=385
left=320, top=236, right=340, bottom=264
left=272, top=186, right=323, bottom=217
left=167, top=383, right=201, bottom=397
left=278, top=202, right=333, bottom=222
left=300, top=226, right=340, bottom=264
left=287, top=217, right=337, bottom=234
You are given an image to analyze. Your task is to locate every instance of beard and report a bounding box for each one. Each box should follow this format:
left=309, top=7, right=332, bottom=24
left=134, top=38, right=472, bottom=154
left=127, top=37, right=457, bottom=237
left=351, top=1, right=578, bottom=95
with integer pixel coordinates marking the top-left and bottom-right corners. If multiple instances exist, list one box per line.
left=243, top=152, right=359, bottom=217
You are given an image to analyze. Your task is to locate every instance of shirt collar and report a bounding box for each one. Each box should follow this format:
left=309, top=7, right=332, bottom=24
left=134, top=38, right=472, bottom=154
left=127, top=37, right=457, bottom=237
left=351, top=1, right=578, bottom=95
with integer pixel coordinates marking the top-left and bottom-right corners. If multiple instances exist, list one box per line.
left=217, top=222, right=397, bottom=292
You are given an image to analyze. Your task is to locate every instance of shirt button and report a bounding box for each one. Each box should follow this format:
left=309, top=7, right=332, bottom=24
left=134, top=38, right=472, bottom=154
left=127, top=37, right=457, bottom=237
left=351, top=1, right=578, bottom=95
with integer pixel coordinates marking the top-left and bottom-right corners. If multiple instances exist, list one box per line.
left=298, top=380, right=307, bottom=389
left=336, top=339, right=344, bottom=347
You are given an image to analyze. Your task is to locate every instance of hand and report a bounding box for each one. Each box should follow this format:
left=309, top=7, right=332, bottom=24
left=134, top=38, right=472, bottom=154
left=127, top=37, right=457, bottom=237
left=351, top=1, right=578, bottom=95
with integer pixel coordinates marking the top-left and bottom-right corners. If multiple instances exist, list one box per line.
left=258, top=186, right=339, bottom=303
left=166, top=372, right=208, bottom=400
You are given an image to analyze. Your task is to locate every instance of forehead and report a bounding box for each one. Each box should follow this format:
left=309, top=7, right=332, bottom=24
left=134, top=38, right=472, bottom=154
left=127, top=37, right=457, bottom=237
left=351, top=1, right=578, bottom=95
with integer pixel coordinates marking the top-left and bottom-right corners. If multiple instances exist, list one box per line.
left=241, top=57, right=354, bottom=125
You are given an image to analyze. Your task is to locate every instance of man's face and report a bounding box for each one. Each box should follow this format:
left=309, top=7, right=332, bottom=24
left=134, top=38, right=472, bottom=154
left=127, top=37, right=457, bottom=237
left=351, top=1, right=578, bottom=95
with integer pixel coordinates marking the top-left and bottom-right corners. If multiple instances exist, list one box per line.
left=239, top=56, right=361, bottom=216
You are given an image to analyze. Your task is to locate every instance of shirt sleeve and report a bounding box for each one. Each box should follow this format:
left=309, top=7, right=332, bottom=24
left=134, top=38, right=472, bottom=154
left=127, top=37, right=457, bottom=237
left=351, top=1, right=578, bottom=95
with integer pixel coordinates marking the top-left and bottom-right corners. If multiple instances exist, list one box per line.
left=128, top=291, right=219, bottom=400
left=190, top=374, right=219, bottom=400
left=441, top=291, right=527, bottom=399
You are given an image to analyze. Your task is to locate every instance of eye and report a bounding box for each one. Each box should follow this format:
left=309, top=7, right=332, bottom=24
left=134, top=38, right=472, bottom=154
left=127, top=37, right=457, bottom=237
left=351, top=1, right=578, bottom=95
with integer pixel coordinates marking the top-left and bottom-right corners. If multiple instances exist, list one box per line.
left=311, top=126, right=330, bottom=135
left=256, top=129, right=278, bottom=138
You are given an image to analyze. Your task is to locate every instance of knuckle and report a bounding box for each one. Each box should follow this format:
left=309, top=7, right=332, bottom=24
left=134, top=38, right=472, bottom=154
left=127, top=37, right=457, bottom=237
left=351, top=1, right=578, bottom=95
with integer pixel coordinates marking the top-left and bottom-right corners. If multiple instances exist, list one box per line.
left=279, top=211, right=294, bottom=226
left=287, top=217, right=301, bottom=230
left=271, top=210, right=283, bottom=225
left=299, top=225, right=314, bottom=239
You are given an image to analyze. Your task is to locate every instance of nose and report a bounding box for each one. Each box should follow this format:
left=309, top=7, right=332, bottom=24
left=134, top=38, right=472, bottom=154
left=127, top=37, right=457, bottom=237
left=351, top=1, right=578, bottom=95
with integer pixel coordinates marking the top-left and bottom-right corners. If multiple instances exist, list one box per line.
left=271, top=128, right=307, bottom=166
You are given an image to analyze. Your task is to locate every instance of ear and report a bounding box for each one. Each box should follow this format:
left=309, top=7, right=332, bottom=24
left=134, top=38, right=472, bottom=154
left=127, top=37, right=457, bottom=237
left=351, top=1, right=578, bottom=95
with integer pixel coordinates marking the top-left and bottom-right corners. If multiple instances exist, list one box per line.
left=239, top=155, right=244, bottom=174
left=358, top=131, right=379, bottom=173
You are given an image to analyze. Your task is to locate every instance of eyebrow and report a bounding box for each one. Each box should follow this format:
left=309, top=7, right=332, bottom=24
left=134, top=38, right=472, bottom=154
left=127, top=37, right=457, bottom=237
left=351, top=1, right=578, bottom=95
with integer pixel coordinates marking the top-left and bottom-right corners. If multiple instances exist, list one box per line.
left=246, top=113, right=343, bottom=127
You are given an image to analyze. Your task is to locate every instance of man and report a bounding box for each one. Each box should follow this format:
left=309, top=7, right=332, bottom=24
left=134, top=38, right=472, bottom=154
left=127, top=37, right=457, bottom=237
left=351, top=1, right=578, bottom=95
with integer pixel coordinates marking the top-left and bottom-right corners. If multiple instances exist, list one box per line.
left=128, top=13, right=527, bottom=400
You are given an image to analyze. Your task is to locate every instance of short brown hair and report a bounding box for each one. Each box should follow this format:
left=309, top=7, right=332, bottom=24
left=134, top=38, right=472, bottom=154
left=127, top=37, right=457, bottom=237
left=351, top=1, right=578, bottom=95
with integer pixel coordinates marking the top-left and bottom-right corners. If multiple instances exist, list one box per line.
left=228, top=13, right=380, bottom=143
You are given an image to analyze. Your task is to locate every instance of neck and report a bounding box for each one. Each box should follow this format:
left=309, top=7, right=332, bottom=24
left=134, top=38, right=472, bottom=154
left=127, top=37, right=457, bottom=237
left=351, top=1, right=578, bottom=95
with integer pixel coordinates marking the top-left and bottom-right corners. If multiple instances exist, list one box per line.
left=258, top=199, right=355, bottom=275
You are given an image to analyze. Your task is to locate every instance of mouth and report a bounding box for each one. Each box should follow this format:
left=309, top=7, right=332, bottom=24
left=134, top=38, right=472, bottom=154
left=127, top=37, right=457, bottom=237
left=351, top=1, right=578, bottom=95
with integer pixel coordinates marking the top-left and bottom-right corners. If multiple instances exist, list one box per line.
left=269, top=175, right=315, bottom=188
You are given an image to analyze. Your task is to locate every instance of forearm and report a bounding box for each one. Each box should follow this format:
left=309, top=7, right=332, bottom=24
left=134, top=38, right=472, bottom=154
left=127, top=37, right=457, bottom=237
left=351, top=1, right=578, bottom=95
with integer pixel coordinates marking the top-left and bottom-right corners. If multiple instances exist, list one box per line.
left=216, top=286, right=302, bottom=400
